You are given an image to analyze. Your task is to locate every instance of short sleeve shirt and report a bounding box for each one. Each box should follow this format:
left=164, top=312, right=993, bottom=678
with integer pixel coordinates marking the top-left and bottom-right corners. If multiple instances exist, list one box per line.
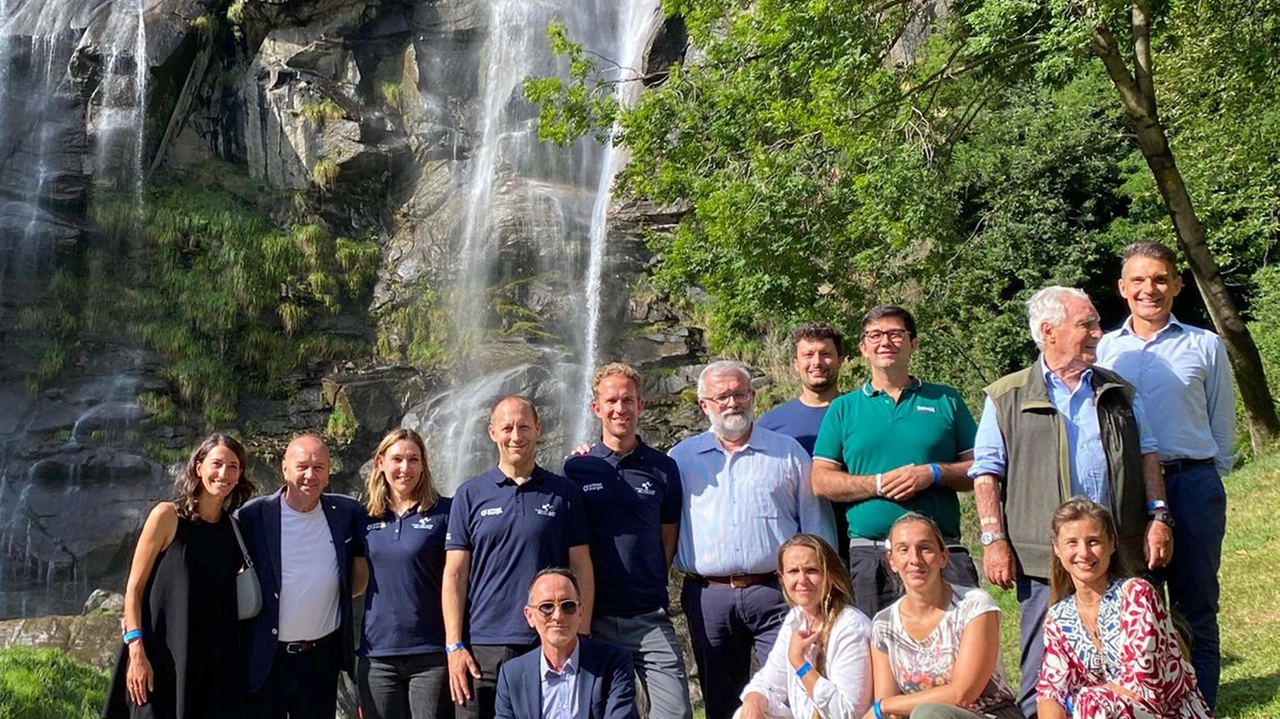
left=813, top=379, right=977, bottom=540
left=758, top=398, right=831, bottom=456
left=872, top=584, right=1016, bottom=713
left=563, top=439, right=682, bottom=616
left=446, top=466, right=590, bottom=645
left=361, top=497, right=452, bottom=657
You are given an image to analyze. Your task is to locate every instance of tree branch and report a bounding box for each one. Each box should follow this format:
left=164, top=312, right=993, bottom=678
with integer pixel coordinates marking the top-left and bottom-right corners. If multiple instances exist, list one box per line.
left=1090, top=24, right=1147, bottom=120
left=1131, top=0, right=1157, bottom=117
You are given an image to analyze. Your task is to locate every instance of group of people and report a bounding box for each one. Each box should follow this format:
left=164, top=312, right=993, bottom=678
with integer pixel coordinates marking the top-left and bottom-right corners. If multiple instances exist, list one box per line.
left=102, top=241, right=1230, bottom=719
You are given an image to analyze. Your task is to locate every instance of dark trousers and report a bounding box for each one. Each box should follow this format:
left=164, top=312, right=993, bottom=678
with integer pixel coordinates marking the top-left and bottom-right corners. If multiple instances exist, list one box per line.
left=1161, top=462, right=1226, bottom=709
left=358, top=653, right=454, bottom=719
left=453, top=644, right=534, bottom=719
left=247, top=634, right=342, bottom=719
left=1016, top=574, right=1051, bottom=719
left=679, top=576, right=788, bottom=719
left=847, top=542, right=981, bottom=618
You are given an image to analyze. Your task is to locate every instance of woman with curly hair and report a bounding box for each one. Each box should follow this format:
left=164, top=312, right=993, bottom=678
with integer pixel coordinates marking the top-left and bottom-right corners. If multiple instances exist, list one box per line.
left=1037, top=497, right=1212, bottom=719
left=736, top=533, right=873, bottom=719
left=104, top=433, right=255, bottom=719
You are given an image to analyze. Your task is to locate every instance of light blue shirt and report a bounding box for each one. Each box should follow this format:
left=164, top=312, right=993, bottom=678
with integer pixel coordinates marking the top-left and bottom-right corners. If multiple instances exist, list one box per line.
left=1097, top=315, right=1235, bottom=476
left=539, top=642, right=581, bottom=719
left=669, top=425, right=836, bottom=575
left=969, top=359, right=1158, bottom=508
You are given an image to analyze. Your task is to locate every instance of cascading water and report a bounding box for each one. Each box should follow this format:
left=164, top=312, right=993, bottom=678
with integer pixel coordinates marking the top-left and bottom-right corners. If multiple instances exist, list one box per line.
left=410, top=0, right=664, bottom=494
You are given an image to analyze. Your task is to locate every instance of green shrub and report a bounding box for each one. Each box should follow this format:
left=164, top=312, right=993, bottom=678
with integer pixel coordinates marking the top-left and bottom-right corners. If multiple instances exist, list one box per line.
left=311, top=158, right=340, bottom=192
left=298, top=100, right=344, bottom=126
left=377, top=80, right=403, bottom=111
left=0, top=647, right=108, bottom=719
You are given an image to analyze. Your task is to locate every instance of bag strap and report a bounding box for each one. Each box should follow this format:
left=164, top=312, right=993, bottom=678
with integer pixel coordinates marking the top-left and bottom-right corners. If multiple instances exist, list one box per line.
left=230, top=515, right=254, bottom=568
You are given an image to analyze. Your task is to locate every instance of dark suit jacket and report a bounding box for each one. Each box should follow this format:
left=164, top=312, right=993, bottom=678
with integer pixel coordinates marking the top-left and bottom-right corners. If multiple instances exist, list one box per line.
left=495, top=637, right=638, bottom=719
left=235, top=489, right=364, bottom=694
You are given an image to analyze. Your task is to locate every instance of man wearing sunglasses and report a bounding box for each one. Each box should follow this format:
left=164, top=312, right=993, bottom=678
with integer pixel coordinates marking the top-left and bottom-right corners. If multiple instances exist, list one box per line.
left=669, top=360, right=836, bottom=719
left=444, top=396, right=594, bottom=719
left=563, top=363, right=692, bottom=719
left=494, top=568, right=638, bottom=719
left=811, top=305, right=981, bottom=618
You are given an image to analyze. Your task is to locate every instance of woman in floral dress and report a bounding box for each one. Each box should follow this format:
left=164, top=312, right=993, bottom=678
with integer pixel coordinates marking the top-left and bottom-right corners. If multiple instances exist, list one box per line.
left=1037, top=497, right=1213, bottom=719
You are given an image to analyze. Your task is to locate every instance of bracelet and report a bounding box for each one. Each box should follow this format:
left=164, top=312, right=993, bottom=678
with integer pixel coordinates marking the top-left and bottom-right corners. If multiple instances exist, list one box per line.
left=795, top=661, right=812, bottom=678
left=875, top=473, right=883, bottom=496
left=445, top=641, right=466, bottom=654
left=929, top=463, right=941, bottom=484
left=1146, top=499, right=1169, bottom=514
left=123, top=629, right=143, bottom=644
left=979, top=516, right=1001, bottom=526
left=872, top=699, right=884, bottom=719
left=973, top=475, right=996, bottom=486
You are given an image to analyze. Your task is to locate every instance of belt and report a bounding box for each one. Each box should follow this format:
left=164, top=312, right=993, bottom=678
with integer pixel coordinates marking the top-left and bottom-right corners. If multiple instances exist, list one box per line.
left=279, top=631, right=337, bottom=655
left=848, top=538, right=885, bottom=549
left=687, top=572, right=775, bottom=588
left=1160, top=457, right=1214, bottom=474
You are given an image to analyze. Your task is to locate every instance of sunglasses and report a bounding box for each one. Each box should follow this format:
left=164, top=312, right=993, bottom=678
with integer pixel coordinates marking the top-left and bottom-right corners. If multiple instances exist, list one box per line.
left=530, top=599, right=580, bottom=618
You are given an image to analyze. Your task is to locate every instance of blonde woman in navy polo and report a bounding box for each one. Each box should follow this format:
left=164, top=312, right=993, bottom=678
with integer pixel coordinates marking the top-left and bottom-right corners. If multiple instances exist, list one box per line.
left=358, top=428, right=454, bottom=719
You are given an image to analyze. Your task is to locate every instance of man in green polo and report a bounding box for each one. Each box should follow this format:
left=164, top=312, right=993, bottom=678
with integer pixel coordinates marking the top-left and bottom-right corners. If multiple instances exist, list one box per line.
left=811, top=305, right=980, bottom=617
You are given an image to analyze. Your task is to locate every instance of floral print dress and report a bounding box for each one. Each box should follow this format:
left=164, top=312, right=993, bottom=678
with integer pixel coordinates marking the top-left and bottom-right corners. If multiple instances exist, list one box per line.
left=1037, top=578, right=1214, bottom=719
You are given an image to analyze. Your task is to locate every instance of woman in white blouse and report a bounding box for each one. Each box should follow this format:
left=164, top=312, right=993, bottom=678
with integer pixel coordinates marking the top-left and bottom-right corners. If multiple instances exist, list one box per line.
left=737, top=533, right=874, bottom=719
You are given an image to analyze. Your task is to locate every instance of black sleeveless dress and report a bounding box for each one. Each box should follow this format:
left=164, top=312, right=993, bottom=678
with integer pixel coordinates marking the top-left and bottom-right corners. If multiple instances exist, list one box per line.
left=104, top=513, right=245, bottom=719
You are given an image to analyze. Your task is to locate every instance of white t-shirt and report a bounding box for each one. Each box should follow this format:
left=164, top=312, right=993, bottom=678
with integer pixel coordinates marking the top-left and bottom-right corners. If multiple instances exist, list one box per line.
left=278, top=500, right=341, bottom=642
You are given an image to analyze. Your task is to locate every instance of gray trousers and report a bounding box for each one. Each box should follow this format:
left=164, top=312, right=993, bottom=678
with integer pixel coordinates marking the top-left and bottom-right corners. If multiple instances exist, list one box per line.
left=593, top=610, right=693, bottom=719
left=910, top=702, right=1027, bottom=719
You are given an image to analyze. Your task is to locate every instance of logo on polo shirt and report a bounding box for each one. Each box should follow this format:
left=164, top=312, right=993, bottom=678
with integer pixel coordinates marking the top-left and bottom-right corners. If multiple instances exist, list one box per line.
left=367, top=521, right=387, bottom=531
left=917, top=405, right=936, bottom=413
left=636, top=481, right=657, bottom=496
left=583, top=483, right=604, bottom=492
left=412, top=517, right=436, bottom=530
left=535, top=502, right=558, bottom=517
left=480, top=507, right=504, bottom=517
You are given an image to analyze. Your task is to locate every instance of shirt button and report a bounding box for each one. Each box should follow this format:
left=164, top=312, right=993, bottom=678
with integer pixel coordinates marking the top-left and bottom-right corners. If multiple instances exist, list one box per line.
left=274, top=592, right=280, bottom=599
left=271, top=628, right=278, bottom=635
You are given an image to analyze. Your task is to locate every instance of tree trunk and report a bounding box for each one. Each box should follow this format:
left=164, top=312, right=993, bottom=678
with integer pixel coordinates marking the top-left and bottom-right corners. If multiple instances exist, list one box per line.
left=1090, top=14, right=1280, bottom=454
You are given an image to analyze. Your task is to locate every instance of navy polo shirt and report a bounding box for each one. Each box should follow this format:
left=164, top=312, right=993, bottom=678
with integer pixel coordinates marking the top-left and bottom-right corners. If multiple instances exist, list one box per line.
left=564, top=439, right=682, bottom=616
left=445, top=466, right=589, bottom=645
left=361, top=497, right=452, bottom=657
left=758, top=398, right=831, bottom=456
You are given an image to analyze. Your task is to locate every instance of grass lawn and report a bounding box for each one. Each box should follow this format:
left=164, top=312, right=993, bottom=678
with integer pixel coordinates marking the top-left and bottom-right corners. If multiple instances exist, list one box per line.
left=984, top=450, right=1280, bottom=718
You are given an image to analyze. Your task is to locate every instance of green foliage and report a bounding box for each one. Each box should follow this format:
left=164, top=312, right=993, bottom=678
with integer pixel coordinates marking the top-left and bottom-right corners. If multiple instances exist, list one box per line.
left=1252, top=266, right=1280, bottom=404
left=325, top=401, right=357, bottom=444
left=377, top=80, right=403, bottom=111
left=192, top=12, right=218, bottom=38
left=375, top=286, right=450, bottom=369
left=0, top=647, right=107, bottom=719
left=298, top=100, right=344, bottom=126
left=226, top=0, right=245, bottom=25
left=311, top=158, right=340, bottom=192
left=522, top=22, right=619, bottom=145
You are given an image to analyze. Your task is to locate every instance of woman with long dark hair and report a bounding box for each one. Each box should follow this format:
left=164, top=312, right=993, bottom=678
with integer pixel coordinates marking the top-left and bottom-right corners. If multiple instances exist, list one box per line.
left=358, top=428, right=454, bottom=719
left=1037, top=497, right=1212, bottom=719
left=867, top=513, right=1020, bottom=719
left=736, top=533, right=873, bottom=719
left=104, top=433, right=255, bottom=719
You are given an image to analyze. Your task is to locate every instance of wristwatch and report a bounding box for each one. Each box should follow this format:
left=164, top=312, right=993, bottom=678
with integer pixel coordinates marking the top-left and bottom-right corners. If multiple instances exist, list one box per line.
left=1151, top=510, right=1176, bottom=528
left=979, top=531, right=1007, bottom=546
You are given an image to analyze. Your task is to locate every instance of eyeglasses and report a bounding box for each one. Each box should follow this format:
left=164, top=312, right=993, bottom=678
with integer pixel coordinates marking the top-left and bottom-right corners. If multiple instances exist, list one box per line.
left=700, top=391, right=752, bottom=407
left=861, top=329, right=912, bottom=344
left=530, top=599, right=580, bottom=618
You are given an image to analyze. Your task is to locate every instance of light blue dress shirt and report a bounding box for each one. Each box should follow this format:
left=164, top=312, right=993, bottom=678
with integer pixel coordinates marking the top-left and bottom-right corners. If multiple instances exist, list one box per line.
left=669, top=425, right=836, bottom=576
left=540, top=643, right=581, bottom=719
left=1097, top=315, right=1235, bottom=476
left=969, top=359, right=1158, bottom=508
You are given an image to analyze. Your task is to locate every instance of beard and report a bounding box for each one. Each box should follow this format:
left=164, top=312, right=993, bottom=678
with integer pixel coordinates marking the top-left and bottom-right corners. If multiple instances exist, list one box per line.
left=711, top=409, right=752, bottom=441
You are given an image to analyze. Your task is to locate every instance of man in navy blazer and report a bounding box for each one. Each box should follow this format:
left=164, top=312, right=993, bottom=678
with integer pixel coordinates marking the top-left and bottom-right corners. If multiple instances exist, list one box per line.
left=495, top=569, right=637, bottom=719
left=236, top=434, right=369, bottom=718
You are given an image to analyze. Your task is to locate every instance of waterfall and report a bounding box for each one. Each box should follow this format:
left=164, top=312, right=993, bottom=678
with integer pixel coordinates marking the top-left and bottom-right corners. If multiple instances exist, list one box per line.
left=412, top=0, right=664, bottom=493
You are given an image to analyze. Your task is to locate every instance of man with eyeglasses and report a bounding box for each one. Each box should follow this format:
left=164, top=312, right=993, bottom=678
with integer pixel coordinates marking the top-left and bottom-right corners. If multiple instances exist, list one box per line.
left=444, top=396, right=594, bottom=719
left=811, top=305, right=981, bottom=619
left=494, top=568, right=637, bottom=719
left=563, top=363, right=692, bottom=719
left=669, top=360, right=835, bottom=719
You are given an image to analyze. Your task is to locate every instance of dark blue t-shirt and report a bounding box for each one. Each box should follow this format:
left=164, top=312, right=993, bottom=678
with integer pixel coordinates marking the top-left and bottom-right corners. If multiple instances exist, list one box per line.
left=758, top=398, right=832, bottom=456
left=563, top=440, right=682, bottom=617
left=445, top=466, right=590, bottom=645
left=361, top=496, right=452, bottom=657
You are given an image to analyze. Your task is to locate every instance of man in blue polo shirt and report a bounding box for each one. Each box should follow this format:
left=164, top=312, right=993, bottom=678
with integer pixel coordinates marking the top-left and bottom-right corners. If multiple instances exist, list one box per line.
left=1097, top=241, right=1235, bottom=709
left=811, top=305, right=980, bottom=619
left=564, top=362, right=692, bottom=719
left=443, top=396, right=595, bottom=719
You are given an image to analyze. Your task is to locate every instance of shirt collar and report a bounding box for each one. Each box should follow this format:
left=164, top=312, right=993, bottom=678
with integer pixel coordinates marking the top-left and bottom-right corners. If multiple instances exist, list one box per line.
left=1117, top=314, right=1186, bottom=338
left=694, top=427, right=757, bottom=454
left=540, top=642, right=581, bottom=679
left=486, top=465, right=546, bottom=486
left=588, top=436, right=649, bottom=462
left=860, top=376, right=922, bottom=397
left=1039, top=356, right=1093, bottom=390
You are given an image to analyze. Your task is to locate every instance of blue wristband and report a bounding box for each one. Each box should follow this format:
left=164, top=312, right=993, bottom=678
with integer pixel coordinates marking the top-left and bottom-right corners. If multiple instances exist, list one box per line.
left=929, top=463, right=941, bottom=484
left=445, top=641, right=466, bottom=654
left=1147, top=499, right=1168, bottom=514
left=795, top=661, right=812, bottom=678
left=872, top=699, right=884, bottom=719
left=123, top=629, right=143, bottom=644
